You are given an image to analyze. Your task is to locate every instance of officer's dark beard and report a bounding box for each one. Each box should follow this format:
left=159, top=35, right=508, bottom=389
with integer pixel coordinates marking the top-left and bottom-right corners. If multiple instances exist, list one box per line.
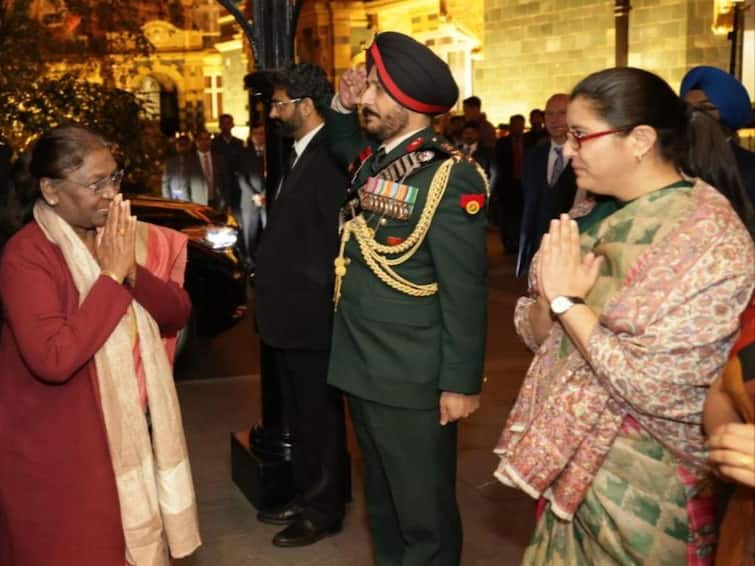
left=365, top=105, right=410, bottom=142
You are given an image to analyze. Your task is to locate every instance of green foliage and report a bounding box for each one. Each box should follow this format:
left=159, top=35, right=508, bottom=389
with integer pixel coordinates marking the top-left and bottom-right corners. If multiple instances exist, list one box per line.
left=0, top=0, right=166, bottom=193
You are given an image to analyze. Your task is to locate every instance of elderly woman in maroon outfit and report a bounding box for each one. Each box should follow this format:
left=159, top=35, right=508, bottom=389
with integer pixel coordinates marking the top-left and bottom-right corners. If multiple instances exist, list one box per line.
left=0, top=126, right=201, bottom=565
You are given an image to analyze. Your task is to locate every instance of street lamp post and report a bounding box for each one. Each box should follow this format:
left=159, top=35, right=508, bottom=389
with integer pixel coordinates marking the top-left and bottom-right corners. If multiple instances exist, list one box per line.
left=221, top=0, right=303, bottom=510
left=614, top=0, right=632, bottom=67
left=728, top=1, right=745, bottom=78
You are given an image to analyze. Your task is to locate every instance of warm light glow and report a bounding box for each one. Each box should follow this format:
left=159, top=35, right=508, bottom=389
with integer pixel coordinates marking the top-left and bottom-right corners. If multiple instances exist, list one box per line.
left=712, top=0, right=747, bottom=35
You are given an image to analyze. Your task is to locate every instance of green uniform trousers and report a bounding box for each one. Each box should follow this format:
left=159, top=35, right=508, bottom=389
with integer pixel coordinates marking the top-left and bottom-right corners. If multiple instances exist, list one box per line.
left=347, top=395, right=462, bottom=566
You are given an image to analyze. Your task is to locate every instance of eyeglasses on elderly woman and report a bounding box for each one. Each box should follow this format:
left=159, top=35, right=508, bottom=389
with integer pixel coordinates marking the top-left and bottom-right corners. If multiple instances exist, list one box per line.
left=60, top=168, right=125, bottom=194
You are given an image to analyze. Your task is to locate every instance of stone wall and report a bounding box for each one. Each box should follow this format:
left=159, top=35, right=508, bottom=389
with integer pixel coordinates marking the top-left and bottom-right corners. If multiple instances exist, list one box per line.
left=628, top=0, right=729, bottom=92
left=445, top=0, right=486, bottom=49
left=477, top=0, right=615, bottom=125
left=477, top=0, right=730, bottom=126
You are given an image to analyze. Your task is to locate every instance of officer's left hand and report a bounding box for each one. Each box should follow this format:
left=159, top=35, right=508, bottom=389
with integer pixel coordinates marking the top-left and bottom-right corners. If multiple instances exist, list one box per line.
left=439, top=392, right=480, bottom=425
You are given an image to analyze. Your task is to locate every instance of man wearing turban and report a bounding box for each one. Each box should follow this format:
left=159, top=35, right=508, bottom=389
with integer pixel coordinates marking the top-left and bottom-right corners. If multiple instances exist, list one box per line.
left=681, top=65, right=755, bottom=203
left=326, top=31, right=488, bottom=565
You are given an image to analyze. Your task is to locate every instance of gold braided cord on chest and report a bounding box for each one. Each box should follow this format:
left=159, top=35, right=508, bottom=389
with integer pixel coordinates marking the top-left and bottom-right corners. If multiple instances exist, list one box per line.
left=333, top=158, right=455, bottom=309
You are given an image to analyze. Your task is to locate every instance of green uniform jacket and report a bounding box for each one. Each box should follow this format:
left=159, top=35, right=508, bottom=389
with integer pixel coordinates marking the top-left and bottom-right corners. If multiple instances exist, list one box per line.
left=326, top=110, right=488, bottom=410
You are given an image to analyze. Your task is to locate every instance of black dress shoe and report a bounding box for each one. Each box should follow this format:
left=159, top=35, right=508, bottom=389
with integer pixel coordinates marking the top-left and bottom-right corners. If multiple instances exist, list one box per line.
left=272, top=518, right=342, bottom=547
left=257, top=503, right=304, bottom=526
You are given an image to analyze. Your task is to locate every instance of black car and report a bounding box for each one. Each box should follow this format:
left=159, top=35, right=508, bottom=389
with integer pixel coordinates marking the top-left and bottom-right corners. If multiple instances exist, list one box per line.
left=124, top=193, right=248, bottom=356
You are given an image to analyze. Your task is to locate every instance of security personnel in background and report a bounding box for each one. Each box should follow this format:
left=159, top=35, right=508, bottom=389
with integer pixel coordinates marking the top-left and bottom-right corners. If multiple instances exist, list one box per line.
left=327, top=31, right=488, bottom=565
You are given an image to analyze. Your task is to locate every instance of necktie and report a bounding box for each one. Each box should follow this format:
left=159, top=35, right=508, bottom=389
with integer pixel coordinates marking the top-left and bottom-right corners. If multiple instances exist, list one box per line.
left=286, top=147, right=298, bottom=173
left=202, top=153, right=215, bottom=200
left=275, top=148, right=297, bottom=199
left=550, top=146, right=564, bottom=186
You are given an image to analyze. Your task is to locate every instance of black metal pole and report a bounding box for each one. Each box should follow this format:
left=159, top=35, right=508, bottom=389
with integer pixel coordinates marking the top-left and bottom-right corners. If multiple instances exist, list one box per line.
left=215, top=0, right=258, bottom=60
left=219, top=0, right=304, bottom=509
left=728, top=3, right=744, bottom=78
left=220, top=0, right=302, bottom=467
left=614, top=0, right=631, bottom=67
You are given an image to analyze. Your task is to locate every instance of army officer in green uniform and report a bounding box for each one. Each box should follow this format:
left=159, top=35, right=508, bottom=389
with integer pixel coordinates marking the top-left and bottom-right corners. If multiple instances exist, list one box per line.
left=326, top=32, right=489, bottom=566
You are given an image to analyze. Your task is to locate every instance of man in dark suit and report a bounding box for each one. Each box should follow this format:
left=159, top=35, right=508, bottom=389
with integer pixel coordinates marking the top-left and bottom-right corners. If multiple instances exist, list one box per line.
left=327, top=32, right=487, bottom=565
left=680, top=66, right=755, bottom=204
left=161, top=131, right=229, bottom=208
left=517, top=93, right=578, bottom=278
left=236, top=122, right=267, bottom=268
left=253, top=63, right=349, bottom=548
left=460, top=120, right=495, bottom=182
left=493, top=113, right=526, bottom=254
left=523, top=108, right=548, bottom=148
left=212, top=113, right=245, bottom=223
left=212, top=114, right=245, bottom=170
left=462, top=95, right=497, bottom=150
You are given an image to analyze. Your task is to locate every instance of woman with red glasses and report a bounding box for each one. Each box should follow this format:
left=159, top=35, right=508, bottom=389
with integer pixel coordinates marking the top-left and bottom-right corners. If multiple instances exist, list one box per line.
left=0, top=126, right=201, bottom=565
left=495, top=67, right=755, bottom=565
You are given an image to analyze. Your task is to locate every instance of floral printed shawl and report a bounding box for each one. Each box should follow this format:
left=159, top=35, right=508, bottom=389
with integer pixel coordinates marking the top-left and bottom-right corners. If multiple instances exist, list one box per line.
left=494, top=180, right=754, bottom=521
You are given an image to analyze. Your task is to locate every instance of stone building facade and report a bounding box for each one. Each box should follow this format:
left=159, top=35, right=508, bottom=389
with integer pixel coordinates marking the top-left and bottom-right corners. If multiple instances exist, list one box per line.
left=476, top=0, right=734, bottom=124
left=92, top=0, right=750, bottom=138
left=295, top=0, right=748, bottom=127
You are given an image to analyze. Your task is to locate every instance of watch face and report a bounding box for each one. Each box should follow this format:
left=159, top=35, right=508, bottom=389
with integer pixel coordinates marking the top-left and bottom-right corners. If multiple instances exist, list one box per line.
left=550, top=296, right=573, bottom=315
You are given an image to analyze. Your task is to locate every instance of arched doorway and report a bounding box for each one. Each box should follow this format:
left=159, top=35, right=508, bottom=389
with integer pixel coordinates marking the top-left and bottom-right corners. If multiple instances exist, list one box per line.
left=136, top=74, right=180, bottom=137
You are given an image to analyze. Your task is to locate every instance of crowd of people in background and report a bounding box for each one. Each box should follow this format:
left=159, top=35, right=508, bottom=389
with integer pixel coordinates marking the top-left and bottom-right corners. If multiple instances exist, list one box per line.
left=157, top=68, right=755, bottom=291
left=1, top=26, right=755, bottom=566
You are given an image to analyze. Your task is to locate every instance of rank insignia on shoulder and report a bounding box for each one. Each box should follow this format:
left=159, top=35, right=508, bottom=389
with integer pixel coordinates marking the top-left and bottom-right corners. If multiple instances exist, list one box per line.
left=359, top=176, right=419, bottom=221
left=406, top=136, right=424, bottom=152
left=460, top=193, right=485, bottom=215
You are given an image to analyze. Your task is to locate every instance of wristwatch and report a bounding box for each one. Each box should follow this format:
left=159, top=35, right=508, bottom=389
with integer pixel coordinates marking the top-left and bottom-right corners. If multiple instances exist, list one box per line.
left=550, top=295, right=586, bottom=315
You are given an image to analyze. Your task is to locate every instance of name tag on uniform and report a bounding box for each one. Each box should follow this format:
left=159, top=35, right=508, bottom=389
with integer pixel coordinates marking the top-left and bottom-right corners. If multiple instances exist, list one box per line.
left=359, top=176, right=419, bottom=221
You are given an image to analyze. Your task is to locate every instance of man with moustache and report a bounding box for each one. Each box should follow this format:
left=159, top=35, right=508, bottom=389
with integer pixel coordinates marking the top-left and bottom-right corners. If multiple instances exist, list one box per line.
left=253, top=63, right=349, bottom=547
left=680, top=66, right=755, bottom=203
left=327, top=31, right=488, bottom=565
left=516, top=93, right=578, bottom=277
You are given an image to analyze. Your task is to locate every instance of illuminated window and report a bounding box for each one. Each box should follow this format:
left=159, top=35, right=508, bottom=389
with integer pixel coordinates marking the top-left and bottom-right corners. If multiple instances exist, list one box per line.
left=204, top=75, right=223, bottom=120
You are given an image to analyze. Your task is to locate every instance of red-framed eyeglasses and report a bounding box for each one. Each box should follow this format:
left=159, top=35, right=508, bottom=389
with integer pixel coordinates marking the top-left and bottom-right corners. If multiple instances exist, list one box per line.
left=566, top=127, right=633, bottom=149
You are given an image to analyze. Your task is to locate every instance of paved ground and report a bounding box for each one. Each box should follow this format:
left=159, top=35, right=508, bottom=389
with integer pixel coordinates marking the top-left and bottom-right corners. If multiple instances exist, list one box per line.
left=175, top=231, right=537, bottom=565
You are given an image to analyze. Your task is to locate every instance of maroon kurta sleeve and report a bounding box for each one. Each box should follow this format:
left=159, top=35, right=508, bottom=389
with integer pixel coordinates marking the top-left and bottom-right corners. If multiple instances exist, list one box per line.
left=0, top=235, right=133, bottom=384
left=129, top=264, right=191, bottom=334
